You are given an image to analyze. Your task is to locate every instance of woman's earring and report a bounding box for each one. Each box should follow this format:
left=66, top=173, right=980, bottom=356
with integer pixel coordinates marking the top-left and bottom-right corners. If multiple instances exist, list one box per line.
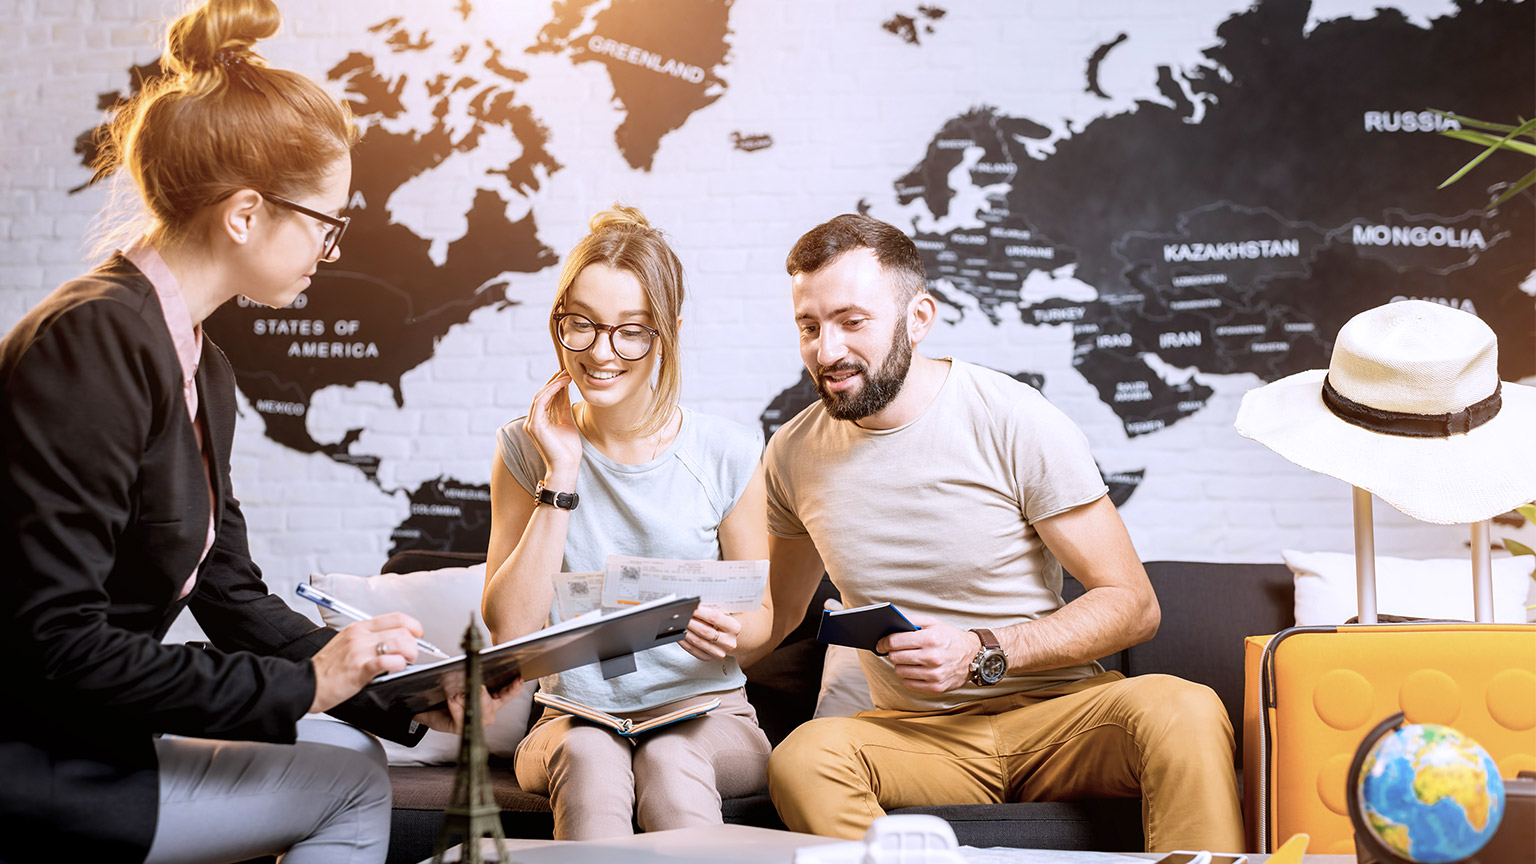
left=235, top=233, right=247, bottom=242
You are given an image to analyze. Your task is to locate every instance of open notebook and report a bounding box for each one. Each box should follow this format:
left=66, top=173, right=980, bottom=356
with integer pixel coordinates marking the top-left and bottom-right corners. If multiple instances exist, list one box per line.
left=534, top=691, right=721, bottom=739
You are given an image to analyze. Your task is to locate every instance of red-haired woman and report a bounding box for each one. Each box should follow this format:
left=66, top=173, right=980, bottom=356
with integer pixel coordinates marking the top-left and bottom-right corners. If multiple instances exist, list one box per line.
left=0, top=2, right=510, bottom=861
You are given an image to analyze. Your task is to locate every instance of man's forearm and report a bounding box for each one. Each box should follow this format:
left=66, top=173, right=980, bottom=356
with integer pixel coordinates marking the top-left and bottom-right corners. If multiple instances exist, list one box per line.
left=994, top=583, right=1159, bottom=675
left=1011, top=495, right=1161, bottom=677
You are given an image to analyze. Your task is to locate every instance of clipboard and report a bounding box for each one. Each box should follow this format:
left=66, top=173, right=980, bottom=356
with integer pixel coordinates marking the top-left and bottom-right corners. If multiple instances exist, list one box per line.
left=364, top=594, right=698, bottom=715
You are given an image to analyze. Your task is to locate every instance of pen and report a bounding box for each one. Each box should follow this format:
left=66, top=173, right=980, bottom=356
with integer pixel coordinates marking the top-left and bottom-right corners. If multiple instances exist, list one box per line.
left=295, top=582, right=452, bottom=660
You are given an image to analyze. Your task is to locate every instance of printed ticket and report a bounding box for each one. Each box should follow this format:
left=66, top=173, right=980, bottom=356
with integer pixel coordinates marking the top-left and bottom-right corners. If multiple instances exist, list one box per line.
left=602, top=555, right=768, bottom=613
left=553, top=571, right=605, bottom=619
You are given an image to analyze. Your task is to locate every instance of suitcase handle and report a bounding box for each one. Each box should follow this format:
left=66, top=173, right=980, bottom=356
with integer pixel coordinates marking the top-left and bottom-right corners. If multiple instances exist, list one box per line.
left=1351, top=486, right=1495, bottom=624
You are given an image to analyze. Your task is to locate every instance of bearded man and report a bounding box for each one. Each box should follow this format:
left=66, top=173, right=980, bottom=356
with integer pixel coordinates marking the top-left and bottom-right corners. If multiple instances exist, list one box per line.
left=733, top=214, right=1243, bottom=853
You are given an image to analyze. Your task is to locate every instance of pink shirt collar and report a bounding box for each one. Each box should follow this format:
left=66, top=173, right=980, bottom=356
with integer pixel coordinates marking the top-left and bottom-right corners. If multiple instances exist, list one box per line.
left=122, top=238, right=204, bottom=415
left=120, top=237, right=214, bottom=599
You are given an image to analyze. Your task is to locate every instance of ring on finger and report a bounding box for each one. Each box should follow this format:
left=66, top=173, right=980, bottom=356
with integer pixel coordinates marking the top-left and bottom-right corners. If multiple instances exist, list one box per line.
left=709, top=631, right=719, bottom=643
left=375, top=641, right=390, bottom=656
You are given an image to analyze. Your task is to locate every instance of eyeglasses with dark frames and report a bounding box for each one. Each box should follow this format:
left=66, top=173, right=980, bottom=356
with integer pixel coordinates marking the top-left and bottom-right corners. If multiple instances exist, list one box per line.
left=263, top=192, right=350, bottom=261
left=552, top=313, right=659, bottom=361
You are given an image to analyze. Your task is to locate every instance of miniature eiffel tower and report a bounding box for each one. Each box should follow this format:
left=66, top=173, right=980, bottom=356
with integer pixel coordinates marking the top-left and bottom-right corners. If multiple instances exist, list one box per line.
left=431, top=615, right=509, bottom=864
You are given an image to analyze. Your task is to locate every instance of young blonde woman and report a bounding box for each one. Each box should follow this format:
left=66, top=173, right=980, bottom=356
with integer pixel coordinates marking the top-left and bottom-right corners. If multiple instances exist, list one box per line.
left=484, top=206, right=772, bottom=840
left=0, top=2, right=513, bottom=861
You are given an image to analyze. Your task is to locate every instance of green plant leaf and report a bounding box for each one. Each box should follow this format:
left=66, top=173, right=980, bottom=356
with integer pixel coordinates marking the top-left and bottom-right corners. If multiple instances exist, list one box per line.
left=1439, top=130, right=1536, bottom=154
left=1488, top=167, right=1536, bottom=207
left=1505, top=538, right=1534, bottom=557
left=1493, top=116, right=1536, bottom=142
left=1429, top=109, right=1523, bottom=134
left=1517, top=504, right=1536, bottom=524
left=1438, top=119, right=1536, bottom=188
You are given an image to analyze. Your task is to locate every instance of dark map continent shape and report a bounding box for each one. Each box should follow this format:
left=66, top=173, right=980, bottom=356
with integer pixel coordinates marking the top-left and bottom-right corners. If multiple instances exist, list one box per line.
left=206, top=164, right=556, bottom=457
left=1101, top=204, right=1333, bottom=378
left=389, top=478, right=493, bottom=557
left=895, top=107, right=1051, bottom=221
left=897, top=0, right=1533, bottom=439
left=1085, top=33, right=1129, bottom=99
left=994, top=0, right=1534, bottom=380
left=556, top=0, right=735, bottom=171
left=915, top=218, right=1078, bottom=324
left=760, top=369, right=1143, bottom=506
left=75, top=43, right=562, bottom=464
left=528, top=0, right=603, bottom=52
left=897, top=110, right=1074, bottom=324
left=204, top=44, right=560, bottom=458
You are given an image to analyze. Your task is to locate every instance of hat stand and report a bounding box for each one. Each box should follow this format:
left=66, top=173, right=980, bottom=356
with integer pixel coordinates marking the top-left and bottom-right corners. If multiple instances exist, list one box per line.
left=1351, top=486, right=1495, bottom=624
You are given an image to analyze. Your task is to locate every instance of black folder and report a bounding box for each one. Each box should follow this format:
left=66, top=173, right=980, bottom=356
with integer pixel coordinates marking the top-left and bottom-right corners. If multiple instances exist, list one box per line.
left=364, top=595, right=698, bottom=714
left=816, top=602, right=918, bottom=652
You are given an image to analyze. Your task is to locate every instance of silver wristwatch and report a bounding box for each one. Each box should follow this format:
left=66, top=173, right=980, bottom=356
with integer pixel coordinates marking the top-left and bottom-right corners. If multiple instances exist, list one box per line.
left=969, top=628, right=1008, bottom=686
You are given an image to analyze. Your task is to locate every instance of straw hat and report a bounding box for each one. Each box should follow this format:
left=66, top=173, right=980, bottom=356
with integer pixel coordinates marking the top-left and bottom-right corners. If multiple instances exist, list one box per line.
left=1235, top=299, right=1536, bottom=525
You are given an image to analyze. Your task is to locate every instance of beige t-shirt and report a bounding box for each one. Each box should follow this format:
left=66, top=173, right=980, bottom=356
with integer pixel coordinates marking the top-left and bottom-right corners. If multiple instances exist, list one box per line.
left=764, top=358, right=1109, bottom=711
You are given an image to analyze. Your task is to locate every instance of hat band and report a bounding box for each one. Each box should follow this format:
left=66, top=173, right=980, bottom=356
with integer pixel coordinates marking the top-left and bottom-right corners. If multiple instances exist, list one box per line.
left=1322, top=375, right=1502, bottom=438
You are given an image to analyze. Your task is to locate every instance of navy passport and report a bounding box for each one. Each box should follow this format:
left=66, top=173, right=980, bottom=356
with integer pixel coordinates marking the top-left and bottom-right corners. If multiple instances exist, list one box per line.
left=816, top=602, right=919, bottom=652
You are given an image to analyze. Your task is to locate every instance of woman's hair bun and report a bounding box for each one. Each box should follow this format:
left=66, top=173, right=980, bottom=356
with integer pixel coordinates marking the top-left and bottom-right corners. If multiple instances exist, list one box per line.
left=164, top=0, right=281, bottom=78
left=588, top=203, right=653, bottom=234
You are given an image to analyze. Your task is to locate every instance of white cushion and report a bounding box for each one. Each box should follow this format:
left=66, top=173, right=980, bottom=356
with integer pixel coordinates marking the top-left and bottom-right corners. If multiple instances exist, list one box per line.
left=308, top=564, right=535, bottom=765
left=1283, top=550, right=1535, bottom=626
left=814, top=644, right=876, bottom=719
left=813, top=599, right=876, bottom=719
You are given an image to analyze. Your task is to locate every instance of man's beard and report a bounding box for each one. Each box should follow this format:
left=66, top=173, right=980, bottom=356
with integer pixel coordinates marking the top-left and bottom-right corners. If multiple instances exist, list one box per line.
left=814, top=319, right=913, bottom=422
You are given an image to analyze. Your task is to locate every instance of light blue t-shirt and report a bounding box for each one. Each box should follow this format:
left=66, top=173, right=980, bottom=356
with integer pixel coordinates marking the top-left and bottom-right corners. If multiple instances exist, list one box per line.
left=497, top=406, right=760, bottom=712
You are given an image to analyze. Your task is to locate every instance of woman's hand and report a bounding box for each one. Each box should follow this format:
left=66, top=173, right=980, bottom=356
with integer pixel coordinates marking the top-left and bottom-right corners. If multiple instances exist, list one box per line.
left=525, top=369, right=582, bottom=482
left=309, top=612, right=426, bottom=713
left=412, top=679, right=525, bottom=735
left=680, top=605, right=742, bottom=660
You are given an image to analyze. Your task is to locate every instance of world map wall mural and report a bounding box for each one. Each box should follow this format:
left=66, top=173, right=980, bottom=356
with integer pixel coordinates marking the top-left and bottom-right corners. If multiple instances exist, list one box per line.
left=39, top=0, right=1536, bottom=589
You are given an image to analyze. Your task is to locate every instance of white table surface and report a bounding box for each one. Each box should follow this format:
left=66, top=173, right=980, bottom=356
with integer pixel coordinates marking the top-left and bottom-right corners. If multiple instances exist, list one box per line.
left=422, top=823, right=825, bottom=863
left=422, top=823, right=1358, bottom=864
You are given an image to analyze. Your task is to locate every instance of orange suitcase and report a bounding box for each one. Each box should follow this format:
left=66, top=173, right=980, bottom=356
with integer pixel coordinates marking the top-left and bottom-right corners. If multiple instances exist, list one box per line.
left=1242, top=489, right=1536, bottom=854
left=1243, top=623, right=1536, bottom=854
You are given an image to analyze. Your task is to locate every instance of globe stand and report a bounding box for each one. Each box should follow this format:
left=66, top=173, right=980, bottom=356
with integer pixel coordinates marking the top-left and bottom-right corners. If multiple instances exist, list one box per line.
left=1346, top=712, right=1515, bottom=864
left=1346, top=712, right=1413, bottom=864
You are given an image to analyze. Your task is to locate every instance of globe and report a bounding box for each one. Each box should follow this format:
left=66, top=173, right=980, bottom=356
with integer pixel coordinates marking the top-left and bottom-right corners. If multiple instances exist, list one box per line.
left=1355, top=721, right=1506, bottom=863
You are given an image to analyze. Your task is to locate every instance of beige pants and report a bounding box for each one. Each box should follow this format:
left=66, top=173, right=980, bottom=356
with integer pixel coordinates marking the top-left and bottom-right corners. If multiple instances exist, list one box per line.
left=515, top=687, right=771, bottom=840
left=768, top=671, right=1244, bottom=853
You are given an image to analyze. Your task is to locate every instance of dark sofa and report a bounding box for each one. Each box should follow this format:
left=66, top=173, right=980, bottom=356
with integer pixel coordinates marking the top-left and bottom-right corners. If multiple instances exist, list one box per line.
left=381, top=556, right=1295, bottom=864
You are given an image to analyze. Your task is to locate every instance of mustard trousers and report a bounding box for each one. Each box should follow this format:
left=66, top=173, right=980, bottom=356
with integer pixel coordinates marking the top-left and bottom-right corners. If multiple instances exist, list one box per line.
left=767, top=671, right=1244, bottom=852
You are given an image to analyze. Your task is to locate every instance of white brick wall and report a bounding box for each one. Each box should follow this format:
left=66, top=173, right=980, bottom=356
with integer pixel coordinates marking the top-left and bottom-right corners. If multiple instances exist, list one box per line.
left=4, top=0, right=1529, bottom=642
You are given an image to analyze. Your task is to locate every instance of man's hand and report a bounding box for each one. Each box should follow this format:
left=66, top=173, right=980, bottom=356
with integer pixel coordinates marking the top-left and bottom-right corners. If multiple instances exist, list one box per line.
left=310, top=612, right=426, bottom=713
left=878, top=614, right=983, bottom=694
left=412, top=679, right=526, bottom=735
left=680, top=604, right=741, bottom=660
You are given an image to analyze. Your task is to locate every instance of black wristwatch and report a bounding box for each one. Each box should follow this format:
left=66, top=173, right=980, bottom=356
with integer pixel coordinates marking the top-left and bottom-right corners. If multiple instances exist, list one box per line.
left=969, top=628, right=1008, bottom=686
left=534, top=480, right=579, bottom=511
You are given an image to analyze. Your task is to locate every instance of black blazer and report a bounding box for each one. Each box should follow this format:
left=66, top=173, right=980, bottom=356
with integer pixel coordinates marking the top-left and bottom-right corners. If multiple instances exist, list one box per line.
left=0, top=257, right=421, bottom=863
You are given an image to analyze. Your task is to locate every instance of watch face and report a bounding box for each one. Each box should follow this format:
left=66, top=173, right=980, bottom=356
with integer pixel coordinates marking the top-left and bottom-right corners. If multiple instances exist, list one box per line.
left=980, top=652, right=1007, bottom=683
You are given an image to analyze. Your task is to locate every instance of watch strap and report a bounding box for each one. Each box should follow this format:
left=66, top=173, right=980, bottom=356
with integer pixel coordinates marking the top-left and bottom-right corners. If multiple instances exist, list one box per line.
left=971, top=628, right=1001, bottom=651
left=534, top=481, right=579, bottom=511
left=969, top=628, right=1006, bottom=686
